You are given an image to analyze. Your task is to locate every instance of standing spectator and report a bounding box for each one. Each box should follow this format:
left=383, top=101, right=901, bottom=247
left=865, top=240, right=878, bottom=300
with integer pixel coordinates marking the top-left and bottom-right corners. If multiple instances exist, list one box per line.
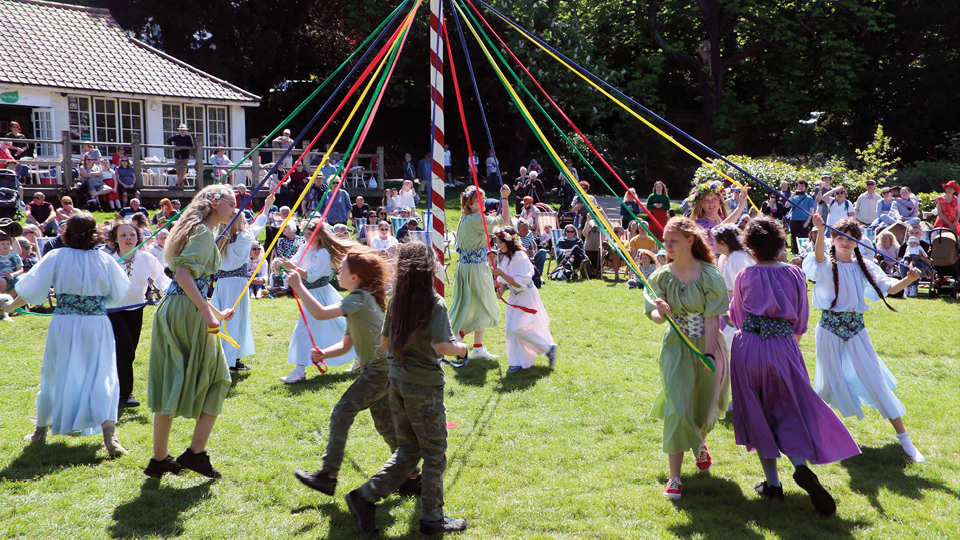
left=443, top=144, right=453, bottom=186
left=571, top=181, right=598, bottom=231
left=646, top=182, right=671, bottom=235
left=813, top=172, right=833, bottom=218
left=621, top=188, right=642, bottom=225
left=401, top=153, right=416, bottom=181
left=894, top=186, right=921, bottom=226
left=787, top=180, right=815, bottom=255
left=351, top=196, right=370, bottom=228
left=933, top=181, right=960, bottom=235
left=470, top=150, right=480, bottom=177
left=760, top=192, right=784, bottom=220
left=396, top=179, right=418, bottom=209
left=165, top=124, right=194, bottom=187
left=118, top=198, right=149, bottom=220
left=115, top=155, right=139, bottom=206
left=80, top=143, right=102, bottom=164
left=822, top=187, right=855, bottom=233
left=26, top=192, right=57, bottom=236
left=561, top=158, right=580, bottom=194
left=528, top=170, right=545, bottom=204
left=854, top=180, right=881, bottom=227
left=272, top=129, right=294, bottom=173
left=513, top=167, right=529, bottom=215
left=485, top=149, right=501, bottom=193
left=287, top=161, right=309, bottom=211
left=5, top=121, right=31, bottom=182
left=527, top=158, right=544, bottom=178
left=417, top=152, right=432, bottom=189
left=321, top=181, right=351, bottom=226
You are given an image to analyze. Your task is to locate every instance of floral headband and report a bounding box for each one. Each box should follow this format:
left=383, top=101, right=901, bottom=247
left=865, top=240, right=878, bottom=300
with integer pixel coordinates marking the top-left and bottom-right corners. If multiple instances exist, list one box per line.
left=494, top=227, right=523, bottom=249
left=710, top=223, right=739, bottom=237
left=688, top=180, right=725, bottom=203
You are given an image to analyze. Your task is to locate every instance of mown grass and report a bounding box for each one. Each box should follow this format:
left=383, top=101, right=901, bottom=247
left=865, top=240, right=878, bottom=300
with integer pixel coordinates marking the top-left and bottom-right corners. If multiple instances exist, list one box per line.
left=1, top=202, right=959, bottom=539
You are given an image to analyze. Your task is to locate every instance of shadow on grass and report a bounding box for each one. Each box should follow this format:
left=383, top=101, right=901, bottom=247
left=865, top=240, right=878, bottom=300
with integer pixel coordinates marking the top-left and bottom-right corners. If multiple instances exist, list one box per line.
left=109, top=478, right=214, bottom=538
left=449, top=357, right=500, bottom=387
left=290, top=498, right=405, bottom=539
left=667, top=474, right=870, bottom=540
left=839, top=443, right=960, bottom=514
left=446, top=391, right=501, bottom=492
left=0, top=440, right=105, bottom=481
left=283, top=371, right=358, bottom=396
left=118, top=407, right=150, bottom=425
left=495, top=365, right=551, bottom=393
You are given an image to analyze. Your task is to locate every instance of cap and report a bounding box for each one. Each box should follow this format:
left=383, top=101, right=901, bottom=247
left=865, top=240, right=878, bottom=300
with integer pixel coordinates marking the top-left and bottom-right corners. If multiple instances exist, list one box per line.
left=821, top=171, right=832, bottom=178
left=907, top=236, right=919, bottom=244
left=656, top=249, right=667, bottom=257
left=400, top=206, right=412, bottom=213
left=283, top=128, right=291, bottom=134
left=178, top=123, right=188, bottom=131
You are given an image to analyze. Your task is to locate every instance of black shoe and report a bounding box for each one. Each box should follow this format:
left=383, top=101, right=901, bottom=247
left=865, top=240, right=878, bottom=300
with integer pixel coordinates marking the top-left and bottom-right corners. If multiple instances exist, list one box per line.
left=420, top=516, right=468, bottom=535
left=294, top=469, right=336, bottom=496
left=395, top=474, right=422, bottom=497
left=754, top=481, right=785, bottom=501
left=793, top=465, right=836, bottom=515
left=119, top=395, right=141, bottom=409
left=176, top=448, right=222, bottom=479
left=143, top=455, right=183, bottom=478
left=230, top=360, right=251, bottom=372
left=345, top=489, right=378, bottom=533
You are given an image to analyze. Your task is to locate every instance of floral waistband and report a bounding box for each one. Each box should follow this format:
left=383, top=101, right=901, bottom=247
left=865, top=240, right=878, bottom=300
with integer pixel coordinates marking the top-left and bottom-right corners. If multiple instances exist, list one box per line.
left=213, top=265, right=249, bottom=281
left=55, top=294, right=107, bottom=316
left=304, top=275, right=331, bottom=290
left=458, top=247, right=490, bottom=265
left=819, top=310, right=865, bottom=342
left=166, top=275, right=212, bottom=297
left=742, top=313, right=793, bottom=339
left=674, top=312, right=704, bottom=338
left=507, top=281, right=535, bottom=296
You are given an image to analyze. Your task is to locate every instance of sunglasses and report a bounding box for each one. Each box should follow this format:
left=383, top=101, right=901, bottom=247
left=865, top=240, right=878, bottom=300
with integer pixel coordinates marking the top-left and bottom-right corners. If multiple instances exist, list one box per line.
left=379, top=228, right=389, bottom=231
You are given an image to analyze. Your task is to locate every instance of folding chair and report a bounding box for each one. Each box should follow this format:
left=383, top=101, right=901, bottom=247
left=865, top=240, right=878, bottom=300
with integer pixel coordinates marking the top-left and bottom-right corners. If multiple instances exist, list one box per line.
left=364, top=224, right=380, bottom=248
left=536, top=211, right=558, bottom=237
left=391, top=217, right=410, bottom=236
left=408, top=230, right=430, bottom=244
left=546, top=228, right=565, bottom=273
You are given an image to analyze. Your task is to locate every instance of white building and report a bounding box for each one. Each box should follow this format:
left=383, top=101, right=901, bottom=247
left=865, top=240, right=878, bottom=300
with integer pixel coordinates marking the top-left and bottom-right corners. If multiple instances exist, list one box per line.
left=0, top=0, right=259, bottom=164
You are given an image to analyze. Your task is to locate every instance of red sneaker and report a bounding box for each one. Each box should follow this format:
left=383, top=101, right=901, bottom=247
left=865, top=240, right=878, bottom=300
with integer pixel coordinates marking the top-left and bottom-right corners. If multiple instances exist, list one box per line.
left=663, top=477, right=682, bottom=500
left=696, top=443, right=712, bottom=471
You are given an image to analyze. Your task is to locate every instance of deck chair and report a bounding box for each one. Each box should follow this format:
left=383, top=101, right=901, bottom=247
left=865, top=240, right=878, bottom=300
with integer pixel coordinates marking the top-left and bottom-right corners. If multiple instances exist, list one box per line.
left=546, top=228, right=565, bottom=273
left=407, top=230, right=431, bottom=245
left=536, top=211, right=558, bottom=237
left=391, top=217, right=411, bottom=235
left=607, top=218, right=622, bottom=231
left=364, top=224, right=381, bottom=248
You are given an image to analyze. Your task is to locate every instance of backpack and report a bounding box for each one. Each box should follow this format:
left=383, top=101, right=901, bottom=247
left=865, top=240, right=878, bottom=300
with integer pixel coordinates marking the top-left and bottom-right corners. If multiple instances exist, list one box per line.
left=0, top=187, right=18, bottom=209
left=549, top=264, right=572, bottom=282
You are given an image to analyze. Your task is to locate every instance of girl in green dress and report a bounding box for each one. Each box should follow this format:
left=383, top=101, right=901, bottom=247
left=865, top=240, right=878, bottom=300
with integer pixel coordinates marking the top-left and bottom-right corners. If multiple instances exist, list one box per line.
left=645, top=217, right=730, bottom=500
left=144, top=184, right=237, bottom=479
left=449, top=185, right=511, bottom=360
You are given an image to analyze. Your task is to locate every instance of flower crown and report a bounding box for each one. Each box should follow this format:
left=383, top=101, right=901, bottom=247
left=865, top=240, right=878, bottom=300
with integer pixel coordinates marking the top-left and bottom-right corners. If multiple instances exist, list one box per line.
left=494, top=227, right=523, bottom=249
left=688, top=180, right=725, bottom=203
left=710, top=223, right=739, bottom=237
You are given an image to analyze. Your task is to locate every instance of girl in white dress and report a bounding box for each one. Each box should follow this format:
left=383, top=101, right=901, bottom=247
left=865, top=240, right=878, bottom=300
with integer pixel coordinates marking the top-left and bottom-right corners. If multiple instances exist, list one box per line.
left=211, top=192, right=274, bottom=371
left=492, top=226, right=557, bottom=372
left=107, top=221, right=170, bottom=409
left=2, top=212, right=131, bottom=457
left=803, top=215, right=924, bottom=462
left=278, top=219, right=357, bottom=383
left=711, top=224, right=756, bottom=348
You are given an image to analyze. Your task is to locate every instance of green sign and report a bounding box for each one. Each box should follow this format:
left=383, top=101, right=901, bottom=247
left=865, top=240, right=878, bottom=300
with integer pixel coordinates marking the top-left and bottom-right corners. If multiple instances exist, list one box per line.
left=0, top=91, right=19, bottom=104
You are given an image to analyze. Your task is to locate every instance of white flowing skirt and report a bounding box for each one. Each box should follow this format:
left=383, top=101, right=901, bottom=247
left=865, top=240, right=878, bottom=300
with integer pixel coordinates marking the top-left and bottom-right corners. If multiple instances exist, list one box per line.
left=813, top=325, right=906, bottom=420
left=287, top=283, right=357, bottom=367
left=211, top=276, right=254, bottom=367
left=38, top=315, right=119, bottom=435
left=504, top=287, right=554, bottom=369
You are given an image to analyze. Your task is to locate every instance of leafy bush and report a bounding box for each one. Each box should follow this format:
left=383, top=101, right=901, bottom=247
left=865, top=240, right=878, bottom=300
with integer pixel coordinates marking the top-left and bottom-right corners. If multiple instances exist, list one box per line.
left=896, top=161, right=960, bottom=194
left=692, top=155, right=820, bottom=207
left=916, top=192, right=941, bottom=213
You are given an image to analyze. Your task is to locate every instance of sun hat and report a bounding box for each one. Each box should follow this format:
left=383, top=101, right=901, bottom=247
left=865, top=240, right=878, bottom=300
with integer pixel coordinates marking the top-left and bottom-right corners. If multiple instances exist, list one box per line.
left=942, top=180, right=960, bottom=193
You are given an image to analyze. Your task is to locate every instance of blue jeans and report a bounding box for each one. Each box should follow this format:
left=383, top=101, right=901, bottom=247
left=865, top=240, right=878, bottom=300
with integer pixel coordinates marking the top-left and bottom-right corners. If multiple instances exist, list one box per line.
left=873, top=214, right=921, bottom=228
left=532, top=249, right=547, bottom=275
left=899, top=257, right=932, bottom=279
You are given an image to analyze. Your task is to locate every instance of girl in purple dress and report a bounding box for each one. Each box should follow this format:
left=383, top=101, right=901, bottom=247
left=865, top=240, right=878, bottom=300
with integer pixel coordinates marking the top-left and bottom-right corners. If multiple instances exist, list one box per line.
left=688, top=180, right=749, bottom=253
left=730, top=217, right=860, bottom=515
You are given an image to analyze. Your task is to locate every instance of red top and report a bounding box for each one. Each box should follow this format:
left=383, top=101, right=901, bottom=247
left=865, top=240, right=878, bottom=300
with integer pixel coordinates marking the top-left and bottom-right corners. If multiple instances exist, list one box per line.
left=236, top=192, right=253, bottom=211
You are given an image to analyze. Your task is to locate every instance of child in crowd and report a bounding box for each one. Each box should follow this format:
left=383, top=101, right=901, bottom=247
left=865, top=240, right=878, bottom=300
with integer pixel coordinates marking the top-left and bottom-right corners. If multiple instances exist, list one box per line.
left=492, top=226, right=557, bottom=372
left=711, top=223, right=756, bottom=347
left=449, top=184, right=511, bottom=359
left=645, top=217, right=730, bottom=500
left=804, top=215, right=924, bottom=462
left=0, top=231, right=23, bottom=296
left=248, top=243, right=268, bottom=298
left=17, top=238, right=38, bottom=272
left=291, top=245, right=422, bottom=497
left=345, top=241, right=469, bottom=536
left=627, top=249, right=658, bottom=289
left=900, top=235, right=931, bottom=297
left=211, top=192, right=274, bottom=371
left=874, top=231, right=900, bottom=274
left=688, top=181, right=749, bottom=252
left=656, top=249, right=667, bottom=267
left=730, top=217, right=860, bottom=515
left=146, top=184, right=237, bottom=479
left=268, top=258, right=289, bottom=297
left=2, top=212, right=131, bottom=456
left=278, top=219, right=357, bottom=383
left=146, top=228, right=169, bottom=271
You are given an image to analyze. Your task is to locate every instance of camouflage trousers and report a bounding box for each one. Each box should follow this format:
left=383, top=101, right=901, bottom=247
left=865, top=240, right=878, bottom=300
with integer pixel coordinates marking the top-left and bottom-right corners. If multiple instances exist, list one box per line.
left=320, top=369, right=399, bottom=476
left=360, top=378, right=447, bottom=521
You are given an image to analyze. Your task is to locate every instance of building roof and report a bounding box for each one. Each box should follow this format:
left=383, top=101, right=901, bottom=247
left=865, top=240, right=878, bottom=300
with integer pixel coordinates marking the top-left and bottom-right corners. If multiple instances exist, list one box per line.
left=0, top=0, right=260, bottom=103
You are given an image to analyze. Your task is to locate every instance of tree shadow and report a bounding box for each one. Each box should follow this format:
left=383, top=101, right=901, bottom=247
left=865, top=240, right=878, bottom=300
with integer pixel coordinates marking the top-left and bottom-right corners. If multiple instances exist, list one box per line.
left=446, top=391, right=501, bottom=492
left=494, top=365, right=551, bottom=394
left=448, top=357, right=500, bottom=388
left=0, top=440, right=105, bottom=481
left=666, top=474, right=870, bottom=540
left=109, top=478, right=214, bottom=538
left=284, top=372, right=358, bottom=396
left=291, top=498, right=405, bottom=539
left=839, top=443, right=960, bottom=514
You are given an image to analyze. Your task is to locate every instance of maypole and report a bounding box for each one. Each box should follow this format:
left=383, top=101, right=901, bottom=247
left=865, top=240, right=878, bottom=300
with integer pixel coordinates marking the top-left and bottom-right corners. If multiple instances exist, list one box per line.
left=429, top=0, right=446, bottom=294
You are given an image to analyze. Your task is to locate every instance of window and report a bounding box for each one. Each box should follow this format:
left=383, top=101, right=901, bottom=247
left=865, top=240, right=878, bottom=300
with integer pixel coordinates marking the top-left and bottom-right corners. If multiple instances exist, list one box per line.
left=207, top=106, right=228, bottom=147
left=67, top=96, right=91, bottom=155
left=67, top=96, right=143, bottom=157
left=119, top=100, right=143, bottom=146
left=32, top=109, right=55, bottom=157
left=94, top=98, right=118, bottom=155
left=184, top=105, right=205, bottom=147
left=162, top=103, right=182, bottom=158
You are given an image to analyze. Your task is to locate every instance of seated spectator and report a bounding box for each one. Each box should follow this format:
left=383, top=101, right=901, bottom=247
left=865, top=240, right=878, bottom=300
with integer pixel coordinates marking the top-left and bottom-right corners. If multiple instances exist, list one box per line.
left=396, top=217, right=423, bottom=243
left=894, top=187, right=922, bottom=226
left=792, top=227, right=820, bottom=266
left=99, top=158, right=121, bottom=211
left=351, top=196, right=370, bottom=228
left=656, top=249, right=667, bottom=266
left=267, top=258, right=290, bottom=297
left=152, top=198, right=177, bottom=225
left=332, top=223, right=351, bottom=240
left=235, top=184, right=254, bottom=218
left=625, top=219, right=640, bottom=240
left=627, top=249, right=659, bottom=289
left=19, top=224, right=42, bottom=259
left=56, top=196, right=79, bottom=223
left=114, top=155, right=139, bottom=206
left=0, top=230, right=23, bottom=296
left=78, top=154, right=111, bottom=206
left=26, top=192, right=57, bottom=236
left=211, top=147, right=236, bottom=185
left=131, top=213, right=153, bottom=244
left=370, top=220, right=399, bottom=257
left=0, top=140, right=20, bottom=172
left=275, top=221, right=304, bottom=259
left=117, top=198, right=149, bottom=220
left=555, top=224, right=586, bottom=275
left=17, top=237, right=38, bottom=272
left=145, top=228, right=168, bottom=269
left=628, top=220, right=657, bottom=260
left=540, top=223, right=554, bottom=248
left=517, top=218, right=547, bottom=277
left=899, top=232, right=932, bottom=298
left=874, top=231, right=900, bottom=274
left=519, top=196, right=539, bottom=225
left=248, top=243, right=268, bottom=298
left=41, top=221, right=68, bottom=255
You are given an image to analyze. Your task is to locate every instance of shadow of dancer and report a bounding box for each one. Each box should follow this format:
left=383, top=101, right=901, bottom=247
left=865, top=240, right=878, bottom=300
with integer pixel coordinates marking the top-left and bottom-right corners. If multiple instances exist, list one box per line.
left=290, top=499, right=403, bottom=539
left=839, top=443, right=960, bottom=514
left=283, top=371, right=358, bottom=396
left=495, top=365, right=551, bottom=394
left=0, top=440, right=105, bottom=482
left=666, top=475, right=870, bottom=540
left=109, top=478, right=214, bottom=538
left=450, top=357, right=500, bottom=387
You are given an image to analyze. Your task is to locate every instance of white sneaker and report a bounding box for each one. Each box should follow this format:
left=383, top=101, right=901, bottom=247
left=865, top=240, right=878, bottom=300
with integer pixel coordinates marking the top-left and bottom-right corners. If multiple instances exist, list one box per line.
left=469, top=346, right=498, bottom=360
left=344, top=360, right=362, bottom=373
left=279, top=368, right=305, bottom=384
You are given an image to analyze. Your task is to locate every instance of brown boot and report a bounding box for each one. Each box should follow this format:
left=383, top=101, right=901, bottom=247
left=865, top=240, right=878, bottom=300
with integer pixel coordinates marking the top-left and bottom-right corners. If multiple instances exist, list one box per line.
left=102, top=424, right=128, bottom=458
left=24, top=426, right=47, bottom=444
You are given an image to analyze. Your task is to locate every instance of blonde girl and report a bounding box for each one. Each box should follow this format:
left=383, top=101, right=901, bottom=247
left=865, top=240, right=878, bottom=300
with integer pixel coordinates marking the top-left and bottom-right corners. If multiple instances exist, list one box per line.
left=689, top=181, right=749, bottom=252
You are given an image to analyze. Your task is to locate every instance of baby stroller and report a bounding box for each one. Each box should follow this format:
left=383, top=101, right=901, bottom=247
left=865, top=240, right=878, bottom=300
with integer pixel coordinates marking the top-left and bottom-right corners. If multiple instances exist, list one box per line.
left=0, top=169, right=23, bottom=221
left=928, top=228, right=960, bottom=298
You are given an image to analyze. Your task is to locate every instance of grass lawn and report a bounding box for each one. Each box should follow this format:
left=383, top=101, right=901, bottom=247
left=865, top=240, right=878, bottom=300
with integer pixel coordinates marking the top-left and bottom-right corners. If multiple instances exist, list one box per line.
left=2, top=201, right=959, bottom=539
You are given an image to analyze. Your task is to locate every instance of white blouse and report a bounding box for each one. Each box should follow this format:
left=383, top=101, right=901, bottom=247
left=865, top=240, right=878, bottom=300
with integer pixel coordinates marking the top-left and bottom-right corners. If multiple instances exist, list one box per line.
left=803, top=254, right=897, bottom=312
left=17, top=248, right=130, bottom=308
left=220, top=214, right=268, bottom=271
left=113, top=250, right=171, bottom=310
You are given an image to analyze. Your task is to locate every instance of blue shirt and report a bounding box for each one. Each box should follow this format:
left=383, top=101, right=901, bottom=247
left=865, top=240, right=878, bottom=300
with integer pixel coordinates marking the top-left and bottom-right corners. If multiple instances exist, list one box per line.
left=789, top=193, right=815, bottom=222
left=321, top=189, right=352, bottom=224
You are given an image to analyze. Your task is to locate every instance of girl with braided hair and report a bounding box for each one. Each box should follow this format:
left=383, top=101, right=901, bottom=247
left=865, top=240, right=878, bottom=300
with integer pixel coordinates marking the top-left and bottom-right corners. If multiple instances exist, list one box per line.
left=803, top=215, right=924, bottom=462
left=492, top=226, right=557, bottom=373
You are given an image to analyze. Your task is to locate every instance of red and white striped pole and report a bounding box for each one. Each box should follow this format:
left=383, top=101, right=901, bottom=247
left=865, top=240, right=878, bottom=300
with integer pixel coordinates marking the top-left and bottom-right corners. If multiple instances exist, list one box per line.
left=429, top=0, right=446, bottom=294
